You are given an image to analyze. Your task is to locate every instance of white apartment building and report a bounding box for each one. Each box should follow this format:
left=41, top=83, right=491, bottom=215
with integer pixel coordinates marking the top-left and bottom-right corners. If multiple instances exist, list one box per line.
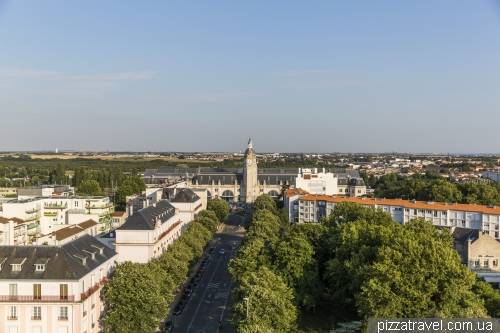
left=296, top=195, right=500, bottom=239
left=169, top=189, right=203, bottom=224
left=0, top=188, right=17, bottom=198
left=484, top=171, right=500, bottom=183
left=114, top=200, right=183, bottom=264
left=295, top=169, right=338, bottom=196
left=0, top=234, right=117, bottom=333
left=0, top=217, right=31, bottom=246
left=1, top=197, right=114, bottom=244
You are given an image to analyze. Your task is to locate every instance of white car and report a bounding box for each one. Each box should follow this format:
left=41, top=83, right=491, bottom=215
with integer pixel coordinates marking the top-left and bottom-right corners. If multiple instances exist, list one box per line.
left=219, top=249, right=226, bottom=255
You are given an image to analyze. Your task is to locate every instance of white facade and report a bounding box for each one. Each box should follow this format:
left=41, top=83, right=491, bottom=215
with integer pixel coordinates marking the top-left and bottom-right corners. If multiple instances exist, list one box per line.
left=484, top=171, right=500, bottom=183
left=295, top=169, right=338, bottom=196
left=1, top=197, right=114, bottom=244
left=295, top=196, right=500, bottom=239
left=0, top=236, right=117, bottom=333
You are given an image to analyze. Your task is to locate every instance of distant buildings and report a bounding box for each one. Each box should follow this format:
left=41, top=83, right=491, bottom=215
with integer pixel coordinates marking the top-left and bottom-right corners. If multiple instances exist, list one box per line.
left=18, top=185, right=74, bottom=200
left=484, top=171, right=500, bottom=183
left=142, top=140, right=366, bottom=203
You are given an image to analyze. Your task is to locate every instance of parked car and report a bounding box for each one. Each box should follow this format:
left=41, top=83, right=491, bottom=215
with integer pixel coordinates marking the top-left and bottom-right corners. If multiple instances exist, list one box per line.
left=197, top=269, right=204, bottom=276
left=181, top=294, right=189, bottom=302
left=195, top=273, right=202, bottom=281
left=190, top=277, right=198, bottom=286
left=184, top=289, right=192, bottom=298
left=219, top=249, right=226, bottom=255
left=162, top=320, right=173, bottom=332
left=173, top=305, right=182, bottom=315
left=187, top=283, right=195, bottom=291
left=209, top=247, right=215, bottom=254
left=204, top=255, right=212, bottom=261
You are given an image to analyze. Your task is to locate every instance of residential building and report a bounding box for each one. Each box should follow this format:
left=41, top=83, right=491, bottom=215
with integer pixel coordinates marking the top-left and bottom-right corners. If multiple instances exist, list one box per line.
left=34, top=220, right=99, bottom=246
left=1, top=196, right=114, bottom=243
left=484, top=171, right=500, bottom=183
left=169, top=189, right=203, bottom=223
left=295, top=196, right=500, bottom=240
left=0, top=188, right=17, bottom=198
left=110, top=212, right=127, bottom=228
left=0, top=234, right=117, bottom=333
left=114, top=200, right=183, bottom=263
left=0, top=217, right=31, bottom=246
left=283, top=188, right=309, bottom=223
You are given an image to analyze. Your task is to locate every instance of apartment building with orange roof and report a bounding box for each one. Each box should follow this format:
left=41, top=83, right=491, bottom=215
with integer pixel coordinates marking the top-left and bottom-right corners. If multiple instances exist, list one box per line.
left=295, top=195, right=500, bottom=239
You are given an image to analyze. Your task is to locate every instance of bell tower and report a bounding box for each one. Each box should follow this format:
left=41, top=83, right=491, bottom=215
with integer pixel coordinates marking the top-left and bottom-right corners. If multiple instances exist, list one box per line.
left=242, top=139, right=258, bottom=203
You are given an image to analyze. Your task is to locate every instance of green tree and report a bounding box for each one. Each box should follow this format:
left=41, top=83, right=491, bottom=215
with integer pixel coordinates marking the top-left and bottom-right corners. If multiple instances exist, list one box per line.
left=254, top=194, right=277, bottom=213
left=473, top=277, right=500, bottom=317
left=229, top=238, right=272, bottom=282
left=427, top=179, right=463, bottom=203
left=207, top=198, right=231, bottom=222
left=231, top=267, right=297, bottom=333
left=102, top=262, right=168, bottom=333
left=77, top=180, right=101, bottom=196
left=151, top=252, right=189, bottom=286
left=357, top=218, right=486, bottom=319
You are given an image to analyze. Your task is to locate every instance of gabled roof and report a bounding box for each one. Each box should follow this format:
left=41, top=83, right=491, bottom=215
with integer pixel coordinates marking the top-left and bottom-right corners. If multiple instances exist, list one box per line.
left=170, top=189, right=200, bottom=203
left=284, top=188, right=310, bottom=198
left=451, top=227, right=479, bottom=244
left=55, top=219, right=98, bottom=241
left=0, top=234, right=117, bottom=280
left=118, top=200, right=176, bottom=231
left=0, top=217, right=25, bottom=224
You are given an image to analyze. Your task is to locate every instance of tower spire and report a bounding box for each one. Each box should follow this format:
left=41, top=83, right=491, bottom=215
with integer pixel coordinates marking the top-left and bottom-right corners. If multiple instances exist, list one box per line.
left=248, top=138, right=252, bottom=149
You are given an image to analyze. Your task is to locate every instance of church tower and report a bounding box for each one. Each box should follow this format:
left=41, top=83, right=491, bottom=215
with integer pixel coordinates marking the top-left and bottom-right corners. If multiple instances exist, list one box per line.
left=242, top=139, right=258, bottom=203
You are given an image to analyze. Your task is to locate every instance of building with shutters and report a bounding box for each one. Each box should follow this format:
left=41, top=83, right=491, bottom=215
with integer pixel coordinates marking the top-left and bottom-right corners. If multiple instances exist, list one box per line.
left=0, top=234, right=117, bottom=333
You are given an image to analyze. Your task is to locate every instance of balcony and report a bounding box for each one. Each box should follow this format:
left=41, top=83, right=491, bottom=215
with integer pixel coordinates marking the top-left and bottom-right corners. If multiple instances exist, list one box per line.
left=25, top=215, right=40, bottom=222
left=44, top=204, right=68, bottom=209
left=58, top=316, right=68, bottom=321
left=31, top=316, right=42, bottom=320
left=80, top=283, right=100, bottom=301
left=27, top=223, right=40, bottom=230
left=26, top=207, right=41, bottom=214
left=99, top=211, right=113, bottom=217
left=99, top=217, right=112, bottom=224
left=7, top=316, right=17, bottom=320
left=44, top=212, right=58, bottom=217
left=86, top=203, right=113, bottom=209
left=0, top=295, right=75, bottom=302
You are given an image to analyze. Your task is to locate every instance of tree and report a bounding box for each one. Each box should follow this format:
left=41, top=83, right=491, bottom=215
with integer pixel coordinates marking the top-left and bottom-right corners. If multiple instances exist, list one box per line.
left=207, top=198, right=231, bottom=222
left=472, top=277, right=500, bottom=317
left=330, top=321, right=363, bottom=333
left=231, top=267, right=297, bottom=333
left=150, top=252, right=189, bottom=286
left=254, top=194, right=277, bottom=213
left=102, top=262, right=168, bottom=333
left=115, top=184, right=134, bottom=206
left=77, top=180, right=101, bottom=196
left=168, top=239, right=195, bottom=264
left=229, top=238, right=272, bottom=282
left=197, top=210, right=219, bottom=233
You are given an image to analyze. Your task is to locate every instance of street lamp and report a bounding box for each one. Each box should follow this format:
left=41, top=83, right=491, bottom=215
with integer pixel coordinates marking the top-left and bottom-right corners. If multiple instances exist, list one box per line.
left=243, top=297, right=249, bottom=319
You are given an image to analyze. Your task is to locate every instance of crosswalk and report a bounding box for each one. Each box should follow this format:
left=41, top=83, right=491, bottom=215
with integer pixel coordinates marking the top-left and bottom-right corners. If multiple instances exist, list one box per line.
left=215, top=291, right=229, bottom=299
left=207, top=282, right=220, bottom=289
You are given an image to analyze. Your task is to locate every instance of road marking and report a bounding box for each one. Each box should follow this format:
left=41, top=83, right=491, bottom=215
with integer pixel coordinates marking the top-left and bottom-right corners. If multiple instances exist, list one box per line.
left=207, top=282, right=220, bottom=289
left=186, top=255, right=225, bottom=333
left=217, top=279, right=233, bottom=332
left=215, top=291, right=229, bottom=299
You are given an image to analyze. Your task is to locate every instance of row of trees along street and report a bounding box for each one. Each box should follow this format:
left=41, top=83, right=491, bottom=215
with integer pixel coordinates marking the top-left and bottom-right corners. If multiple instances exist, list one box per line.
left=229, top=195, right=500, bottom=333
left=100, top=200, right=228, bottom=333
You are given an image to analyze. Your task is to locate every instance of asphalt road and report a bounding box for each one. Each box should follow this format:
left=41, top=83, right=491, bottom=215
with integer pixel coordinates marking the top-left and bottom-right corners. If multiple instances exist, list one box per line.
left=170, top=214, right=246, bottom=333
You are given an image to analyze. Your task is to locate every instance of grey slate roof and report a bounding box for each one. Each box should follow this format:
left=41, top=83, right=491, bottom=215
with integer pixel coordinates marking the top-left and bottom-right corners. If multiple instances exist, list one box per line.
left=451, top=227, right=479, bottom=244
left=193, top=174, right=242, bottom=185
left=0, top=234, right=117, bottom=280
left=171, top=189, right=200, bottom=203
left=118, top=200, right=176, bottom=231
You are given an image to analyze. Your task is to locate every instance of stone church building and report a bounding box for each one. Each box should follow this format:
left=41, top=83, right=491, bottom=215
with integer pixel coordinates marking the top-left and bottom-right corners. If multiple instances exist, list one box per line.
left=142, top=140, right=366, bottom=203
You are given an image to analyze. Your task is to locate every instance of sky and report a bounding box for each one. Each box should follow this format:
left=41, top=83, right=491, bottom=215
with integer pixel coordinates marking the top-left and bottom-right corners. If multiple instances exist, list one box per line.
left=0, top=1, right=500, bottom=153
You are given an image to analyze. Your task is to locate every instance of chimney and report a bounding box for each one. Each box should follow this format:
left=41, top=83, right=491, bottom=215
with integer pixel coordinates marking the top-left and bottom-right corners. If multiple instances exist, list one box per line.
left=128, top=201, right=134, bottom=217
left=143, top=198, right=147, bottom=209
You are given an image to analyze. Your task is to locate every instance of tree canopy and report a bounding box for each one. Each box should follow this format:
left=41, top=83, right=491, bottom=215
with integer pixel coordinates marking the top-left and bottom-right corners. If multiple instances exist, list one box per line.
left=77, top=180, right=101, bottom=196
left=207, top=198, right=231, bottom=222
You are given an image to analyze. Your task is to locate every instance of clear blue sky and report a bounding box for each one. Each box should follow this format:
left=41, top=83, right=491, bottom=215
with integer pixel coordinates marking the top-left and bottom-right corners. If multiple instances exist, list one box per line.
left=1, top=1, right=499, bottom=153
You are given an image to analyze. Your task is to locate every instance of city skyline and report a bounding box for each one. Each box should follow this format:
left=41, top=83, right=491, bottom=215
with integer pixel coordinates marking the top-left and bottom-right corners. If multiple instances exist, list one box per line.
left=1, top=1, right=499, bottom=153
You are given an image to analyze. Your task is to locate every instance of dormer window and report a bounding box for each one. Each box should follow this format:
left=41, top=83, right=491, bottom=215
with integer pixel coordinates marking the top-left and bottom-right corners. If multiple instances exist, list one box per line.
left=34, top=258, right=49, bottom=272
left=0, top=258, right=7, bottom=271
left=73, top=254, right=87, bottom=265
left=83, top=250, right=96, bottom=260
left=11, top=258, right=27, bottom=272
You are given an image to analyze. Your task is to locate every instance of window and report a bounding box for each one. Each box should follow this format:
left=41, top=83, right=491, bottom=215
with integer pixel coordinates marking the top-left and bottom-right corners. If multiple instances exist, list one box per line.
left=9, top=306, right=17, bottom=320
left=59, top=307, right=68, bottom=320
left=405, top=209, right=409, bottom=212
left=339, top=189, right=343, bottom=192
left=33, top=284, right=41, bottom=300
left=357, top=190, right=361, bottom=193
left=32, top=306, right=41, bottom=320
left=485, top=260, right=489, bottom=266
left=475, top=260, right=480, bottom=266
left=60, top=284, right=68, bottom=300
left=426, top=210, right=431, bottom=214
left=434, top=211, right=438, bottom=217
left=9, top=284, right=17, bottom=297
left=462, top=220, right=466, bottom=227
left=413, top=209, right=417, bottom=215
left=35, top=265, right=45, bottom=271
left=496, top=232, right=499, bottom=239
left=494, top=260, right=498, bottom=267
left=83, top=302, right=87, bottom=316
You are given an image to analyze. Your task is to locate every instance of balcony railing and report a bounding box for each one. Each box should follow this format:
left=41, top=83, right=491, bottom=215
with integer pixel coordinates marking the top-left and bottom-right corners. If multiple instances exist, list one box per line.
left=26, top=207, right=41, bottom=214
left=86, top=203, right=113, bottom=209
left=0, top=295, right=75, bottom=302
left=44, top=204, right=68, bottom=209
left=7, top=316, right=17, bottom=320
left=25, top=215, right=40, bottom=222
left=31, top=316, right=42, bottom=320
left=83, top=311, right=87, bottom=317
left=44, top=212, right=58, bottom=216
left=80, top=283, right=100, bottom=301
left=58, top=316, right=68, bottom=321
left=27, top=223, right=40, bottom=230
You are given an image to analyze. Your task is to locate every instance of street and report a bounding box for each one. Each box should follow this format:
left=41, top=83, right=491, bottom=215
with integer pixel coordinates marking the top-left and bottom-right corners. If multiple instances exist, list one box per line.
left=169, top=213, right=246, bottom=333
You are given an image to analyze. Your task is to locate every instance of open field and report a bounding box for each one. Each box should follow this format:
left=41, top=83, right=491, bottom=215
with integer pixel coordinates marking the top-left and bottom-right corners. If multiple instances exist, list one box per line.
left=25, top=154, right=211, bottom=164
